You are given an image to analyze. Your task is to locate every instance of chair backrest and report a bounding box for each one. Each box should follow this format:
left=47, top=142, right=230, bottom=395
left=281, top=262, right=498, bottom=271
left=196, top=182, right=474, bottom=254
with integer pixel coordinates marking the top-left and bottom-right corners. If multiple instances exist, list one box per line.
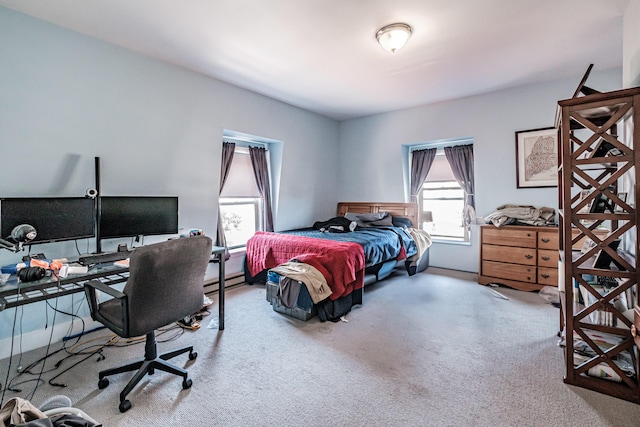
left=123, top=235, right=212, bottom=337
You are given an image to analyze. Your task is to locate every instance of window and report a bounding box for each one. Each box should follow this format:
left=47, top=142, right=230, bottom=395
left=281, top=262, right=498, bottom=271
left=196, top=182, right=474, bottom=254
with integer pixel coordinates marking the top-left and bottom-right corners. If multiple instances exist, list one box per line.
left=419, top=180, right=468, bottom=242
left=405, top=140, right=474, bottom=244
left=219, top=146, right=264, bottom=249
left=220, top=197, right=262, bottom=249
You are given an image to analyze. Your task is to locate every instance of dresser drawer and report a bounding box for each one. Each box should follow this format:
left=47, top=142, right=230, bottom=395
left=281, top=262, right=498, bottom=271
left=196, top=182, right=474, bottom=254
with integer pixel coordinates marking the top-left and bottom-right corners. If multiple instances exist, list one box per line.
left=538, top=267, right=558, bottom=286
left=482, top=227, right=536, bottom=248
left=538, top=231, right=558, bottom=250
left=482, top=261, right=536, bottom=283
left=482, top=244, right=536, bottom=266
left=538, top=249, right=558, bottom=267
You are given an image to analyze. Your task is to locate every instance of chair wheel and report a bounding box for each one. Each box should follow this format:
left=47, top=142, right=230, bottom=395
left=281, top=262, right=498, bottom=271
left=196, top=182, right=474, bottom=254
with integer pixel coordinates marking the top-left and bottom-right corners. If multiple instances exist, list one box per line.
left=119, top=400, right=132, bottom=413
left=183, top=378, right=192, bottom=389
left=98, top=378, right=109, bottom=389
left=149, top=367, right=155, bottom=375
left=189, top=351, right=198, bottom=361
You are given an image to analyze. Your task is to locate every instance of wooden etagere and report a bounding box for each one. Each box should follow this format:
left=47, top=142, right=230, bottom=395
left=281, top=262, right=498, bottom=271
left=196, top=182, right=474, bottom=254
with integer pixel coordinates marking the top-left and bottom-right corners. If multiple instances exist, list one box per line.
left=557, top=87, right=640, bottom=403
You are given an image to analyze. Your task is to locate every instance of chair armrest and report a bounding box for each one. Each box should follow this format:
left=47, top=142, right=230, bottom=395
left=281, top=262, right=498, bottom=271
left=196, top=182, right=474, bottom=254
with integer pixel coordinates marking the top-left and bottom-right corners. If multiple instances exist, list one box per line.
left=85, top=279, right=125, bottom=299
left=84, top=279, right=129, bottom=335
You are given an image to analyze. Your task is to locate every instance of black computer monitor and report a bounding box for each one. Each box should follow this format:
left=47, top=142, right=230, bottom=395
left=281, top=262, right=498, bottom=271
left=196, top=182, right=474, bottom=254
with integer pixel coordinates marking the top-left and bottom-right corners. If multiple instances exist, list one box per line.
left=99, top=196, right=178, bottom=239
left=0, top=197, right=95, bottom=244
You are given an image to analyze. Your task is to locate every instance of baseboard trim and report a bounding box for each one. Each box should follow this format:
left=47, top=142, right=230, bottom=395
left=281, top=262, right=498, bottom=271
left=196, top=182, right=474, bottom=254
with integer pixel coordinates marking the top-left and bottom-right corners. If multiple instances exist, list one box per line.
left=0, top=317, right=104, bottom=360
left=204, top=272, right=245, bottom=294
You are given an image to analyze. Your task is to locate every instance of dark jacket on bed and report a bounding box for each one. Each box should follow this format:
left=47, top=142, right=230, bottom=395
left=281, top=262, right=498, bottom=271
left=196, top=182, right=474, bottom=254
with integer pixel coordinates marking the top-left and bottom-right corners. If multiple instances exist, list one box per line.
left=312, top=217, right=355, bottom=233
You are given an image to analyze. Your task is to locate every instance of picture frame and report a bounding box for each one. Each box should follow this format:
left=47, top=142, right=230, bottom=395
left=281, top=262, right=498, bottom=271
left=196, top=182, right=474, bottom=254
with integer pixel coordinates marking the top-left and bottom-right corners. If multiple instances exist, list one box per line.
left=589, top=186, right=616, bottom=213
left=593, top=239, right=623, bottom=270
left=515, top=127, right=558, bottom=188
left=577, top=189, right=592, bottom=214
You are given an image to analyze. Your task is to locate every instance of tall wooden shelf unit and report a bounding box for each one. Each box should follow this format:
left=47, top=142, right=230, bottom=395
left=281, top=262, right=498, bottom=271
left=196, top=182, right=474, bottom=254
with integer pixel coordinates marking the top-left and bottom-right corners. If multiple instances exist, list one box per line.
left=557, top=87, right=640, bottom=403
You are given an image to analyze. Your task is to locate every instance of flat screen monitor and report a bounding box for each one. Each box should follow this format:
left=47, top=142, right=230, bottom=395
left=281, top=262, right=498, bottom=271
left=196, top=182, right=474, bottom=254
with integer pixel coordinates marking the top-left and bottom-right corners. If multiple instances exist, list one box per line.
left=99, top=196, right=178, bottom=239
left=0, top=197, right=95, bottom=245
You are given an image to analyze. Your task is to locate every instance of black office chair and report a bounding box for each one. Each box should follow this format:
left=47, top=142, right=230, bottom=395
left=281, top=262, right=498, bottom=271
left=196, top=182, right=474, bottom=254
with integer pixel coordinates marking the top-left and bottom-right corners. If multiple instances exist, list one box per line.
left=84, top=235, right=213, bottom=413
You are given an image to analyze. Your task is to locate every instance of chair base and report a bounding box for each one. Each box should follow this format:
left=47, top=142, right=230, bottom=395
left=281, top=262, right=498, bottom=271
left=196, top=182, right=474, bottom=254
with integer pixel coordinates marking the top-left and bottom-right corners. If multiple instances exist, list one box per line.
left=98, top=331, right=197, bottom=412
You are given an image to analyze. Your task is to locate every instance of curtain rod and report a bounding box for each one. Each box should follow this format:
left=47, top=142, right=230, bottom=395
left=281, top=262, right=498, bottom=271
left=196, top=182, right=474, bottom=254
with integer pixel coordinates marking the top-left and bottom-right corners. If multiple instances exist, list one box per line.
left=409, top=138, right=473, bottom=152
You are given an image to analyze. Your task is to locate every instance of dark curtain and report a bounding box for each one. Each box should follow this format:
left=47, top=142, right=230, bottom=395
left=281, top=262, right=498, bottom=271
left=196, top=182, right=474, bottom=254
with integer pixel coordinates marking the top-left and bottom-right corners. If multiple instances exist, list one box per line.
left=410, top=148, right=437, bottom=203
left=444, top=144, right=476, bottom=228
left=216, top=142, right=235, bottom=260
left=249, top=146, right=274, bottom=232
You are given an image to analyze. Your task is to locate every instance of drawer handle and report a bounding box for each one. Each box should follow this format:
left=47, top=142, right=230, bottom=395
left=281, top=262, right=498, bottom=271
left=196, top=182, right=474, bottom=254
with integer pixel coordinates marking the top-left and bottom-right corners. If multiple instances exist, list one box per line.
left=542, top=256, right=550, bottom=261
left=542, top=274, right=550, bottom=279
left=541, top=238, right=550, bottom=243
left=524, top=254, right=533, bottom=259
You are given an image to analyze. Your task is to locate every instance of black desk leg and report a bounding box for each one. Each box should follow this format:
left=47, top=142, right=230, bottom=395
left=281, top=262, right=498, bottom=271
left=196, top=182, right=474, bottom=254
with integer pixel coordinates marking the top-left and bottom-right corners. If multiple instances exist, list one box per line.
left=218, top=253, right=225, bottom=331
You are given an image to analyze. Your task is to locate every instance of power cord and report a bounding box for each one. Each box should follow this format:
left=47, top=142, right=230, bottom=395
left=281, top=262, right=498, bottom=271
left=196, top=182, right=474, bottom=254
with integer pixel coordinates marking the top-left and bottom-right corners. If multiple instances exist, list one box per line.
left=0, top=285, right=21, bottom=407
left=48, top=348, right=105, bottom=388
left=26, top=277, right=60, bottom=402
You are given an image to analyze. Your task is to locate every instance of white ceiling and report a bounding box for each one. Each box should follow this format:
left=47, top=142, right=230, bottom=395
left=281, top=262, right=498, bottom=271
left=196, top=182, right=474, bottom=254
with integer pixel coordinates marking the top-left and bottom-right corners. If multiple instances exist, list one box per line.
left=0, top=0, right=630, bottom=121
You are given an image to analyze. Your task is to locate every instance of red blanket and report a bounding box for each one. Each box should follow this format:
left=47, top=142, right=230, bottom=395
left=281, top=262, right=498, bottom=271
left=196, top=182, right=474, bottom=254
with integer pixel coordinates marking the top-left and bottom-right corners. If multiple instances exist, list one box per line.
left=246, top=231, right=365, bottom=300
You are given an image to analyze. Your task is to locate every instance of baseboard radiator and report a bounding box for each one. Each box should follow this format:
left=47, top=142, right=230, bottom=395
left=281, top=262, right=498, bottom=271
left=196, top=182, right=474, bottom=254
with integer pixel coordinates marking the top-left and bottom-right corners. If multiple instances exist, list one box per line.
left=204, top=272, right=246, bottom=295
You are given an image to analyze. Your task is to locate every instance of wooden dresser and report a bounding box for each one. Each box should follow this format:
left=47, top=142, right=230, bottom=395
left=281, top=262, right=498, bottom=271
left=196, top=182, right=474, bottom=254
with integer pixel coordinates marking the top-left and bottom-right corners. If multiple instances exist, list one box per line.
left=478, top=224, right=558, bottom=292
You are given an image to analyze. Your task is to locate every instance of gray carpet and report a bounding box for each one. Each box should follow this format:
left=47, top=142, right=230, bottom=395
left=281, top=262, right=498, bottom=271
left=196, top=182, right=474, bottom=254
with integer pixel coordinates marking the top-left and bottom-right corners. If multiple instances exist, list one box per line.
left=2, top=267, right=640, bottom=426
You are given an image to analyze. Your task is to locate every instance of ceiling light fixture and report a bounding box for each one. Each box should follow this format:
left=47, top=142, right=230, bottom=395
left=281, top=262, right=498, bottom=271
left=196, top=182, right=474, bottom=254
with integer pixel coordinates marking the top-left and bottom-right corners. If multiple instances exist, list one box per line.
left=376, top=23, right=412, bottom=53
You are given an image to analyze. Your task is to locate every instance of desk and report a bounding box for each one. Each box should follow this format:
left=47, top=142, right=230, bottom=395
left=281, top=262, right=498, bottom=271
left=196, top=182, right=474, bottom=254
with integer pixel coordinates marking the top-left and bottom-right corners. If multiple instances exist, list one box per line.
left=0, top=245, right=227, bottom=331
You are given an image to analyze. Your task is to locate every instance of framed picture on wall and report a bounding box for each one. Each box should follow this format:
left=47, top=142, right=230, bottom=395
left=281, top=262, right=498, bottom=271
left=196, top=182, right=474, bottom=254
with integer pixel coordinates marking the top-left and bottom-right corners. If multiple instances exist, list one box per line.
left=515, top=127, right=558, bottom=188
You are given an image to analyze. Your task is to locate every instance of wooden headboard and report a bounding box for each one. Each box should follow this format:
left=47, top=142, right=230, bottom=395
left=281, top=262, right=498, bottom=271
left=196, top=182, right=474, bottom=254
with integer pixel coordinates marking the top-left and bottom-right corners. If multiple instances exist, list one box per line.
left=337, top=202, right=419, bottom=228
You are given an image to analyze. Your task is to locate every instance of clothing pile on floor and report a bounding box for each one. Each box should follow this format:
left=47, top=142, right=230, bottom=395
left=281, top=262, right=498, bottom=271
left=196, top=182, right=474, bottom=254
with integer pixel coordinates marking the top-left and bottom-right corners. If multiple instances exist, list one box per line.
left=0, top=396, right=100, bottom=427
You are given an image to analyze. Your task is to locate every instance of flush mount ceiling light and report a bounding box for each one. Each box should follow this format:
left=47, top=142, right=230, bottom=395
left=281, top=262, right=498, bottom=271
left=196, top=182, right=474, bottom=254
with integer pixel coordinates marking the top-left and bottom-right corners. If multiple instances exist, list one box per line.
left=376, top=23, right=412, bottom=53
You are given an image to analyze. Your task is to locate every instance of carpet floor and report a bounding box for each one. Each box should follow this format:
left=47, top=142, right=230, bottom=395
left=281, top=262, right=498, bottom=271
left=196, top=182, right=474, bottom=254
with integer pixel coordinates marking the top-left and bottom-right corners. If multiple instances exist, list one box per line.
left=2, top=267, right=640, bottom=426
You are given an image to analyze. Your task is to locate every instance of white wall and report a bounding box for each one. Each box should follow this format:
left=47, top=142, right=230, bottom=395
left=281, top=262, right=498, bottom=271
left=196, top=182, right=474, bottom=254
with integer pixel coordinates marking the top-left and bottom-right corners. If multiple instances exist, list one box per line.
left=0, top=7, right=340, bottom=348
left=623, top=0, right=640, bottom=87
left=338, top=68, right=622, bottom=272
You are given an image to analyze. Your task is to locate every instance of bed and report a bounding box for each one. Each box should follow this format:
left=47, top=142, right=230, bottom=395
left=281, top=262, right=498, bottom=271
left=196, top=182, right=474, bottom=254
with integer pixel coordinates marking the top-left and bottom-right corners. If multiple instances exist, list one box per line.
left=244, top=202, right=431, bottom=321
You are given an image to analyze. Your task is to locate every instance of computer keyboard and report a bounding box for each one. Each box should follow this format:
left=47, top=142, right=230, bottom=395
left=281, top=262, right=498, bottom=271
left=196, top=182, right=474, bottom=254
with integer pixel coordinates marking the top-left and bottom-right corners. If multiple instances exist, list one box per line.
left=79, top=250, right=133, bottom=266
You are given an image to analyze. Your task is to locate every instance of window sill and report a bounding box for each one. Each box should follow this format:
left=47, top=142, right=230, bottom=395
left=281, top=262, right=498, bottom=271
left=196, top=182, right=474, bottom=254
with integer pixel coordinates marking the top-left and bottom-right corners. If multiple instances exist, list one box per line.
left=228, top=247, right=247, bottom=258
left=431, top=239, right=471, bottom=246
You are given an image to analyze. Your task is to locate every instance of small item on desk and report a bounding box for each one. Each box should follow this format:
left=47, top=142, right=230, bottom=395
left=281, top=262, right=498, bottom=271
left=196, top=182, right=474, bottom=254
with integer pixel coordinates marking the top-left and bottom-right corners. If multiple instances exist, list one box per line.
left=1, top=258, right=67, bottom=276
left=22, top=253, right=47, bottom=262
left=78, top=250, right=133, bottom=266
left=180, top=229, right=204, bottom=238
left=18, top=266, right=46, bottom=282
left=58, top=264, right=89, bottom=278
left=114, top=259, right=129, bottom=268
left=1, top=262, right=27, bottom=275
left=28, top=258, right=66, bottom=271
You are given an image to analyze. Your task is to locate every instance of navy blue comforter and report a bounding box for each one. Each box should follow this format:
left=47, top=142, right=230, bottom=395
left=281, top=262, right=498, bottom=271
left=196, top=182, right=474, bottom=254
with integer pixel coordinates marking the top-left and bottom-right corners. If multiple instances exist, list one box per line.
left=282, top=226, right=416, bottom=267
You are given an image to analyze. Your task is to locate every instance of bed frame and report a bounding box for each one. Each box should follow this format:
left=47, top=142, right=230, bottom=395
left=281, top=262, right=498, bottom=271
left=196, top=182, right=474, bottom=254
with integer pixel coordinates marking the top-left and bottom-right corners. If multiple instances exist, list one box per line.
left=337, top=202, right=419, bottom=228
